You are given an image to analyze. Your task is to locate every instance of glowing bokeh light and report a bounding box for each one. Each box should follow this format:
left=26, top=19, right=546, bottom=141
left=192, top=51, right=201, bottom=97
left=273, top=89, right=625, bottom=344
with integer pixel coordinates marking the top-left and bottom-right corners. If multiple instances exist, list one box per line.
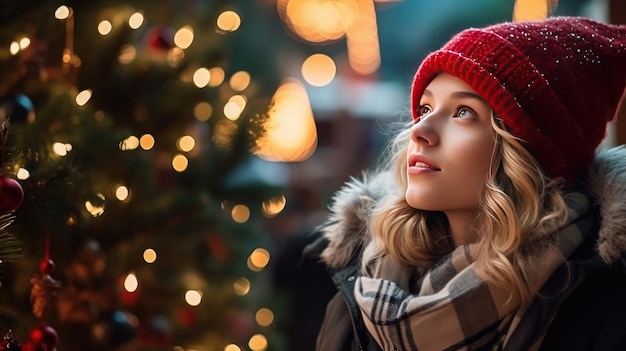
left=85, top=193, right=105, bottom=217
left=172, top=154, right=189, bottom=172
left=230, top=71, right=251, bottom=91
left=513, top=0, right=556, bottom=21
left=167, top=47, right=185, bottom=66
left=98, top=20, right=112, bottom=35
left=193, top=67, right=211, bottom=88
left=229, top=95, right=247, bottom=111
left=185, top=290, right=203, bottom=306
left=217, top=11, right=242, bottom=32
left=224, top=101, right=243, bottom=120
left=75, top=89, right=92, bottom=106
left=301, top=53, right=336, bottom=87
left=262, top=195, right=287, bottom=217
left=143, top=248, right=157, bottom=263
left=9, top=42, right=20, bottom=55
left=282, top=0, right=358, bottom=43
left=115, top=185, right=129, bottom=201
left=19, top=38, right=30, bottom=49
left=55, top=6, right=71, bottom=20
left=177, top=135, right=196, bottom=152
left=248, top=248, right=270, bottom=272
left=120, top=136, right=140, bottom=150
left=256, top=78, right=317, bottom=162
left=231, top=204, right=250, bottom=223
left=255, top=308, right=275, bottom=327
left=17, top=168, right=30, bottom=180
left=140, top=134, right=155, bottom=150
left=194, top=102, right=213, bottom=121
left=346, top=1, right=380, bottom=75
left=248, top=334, right=268, bottom=351
left=53, top=142, right=68, bottom=156
left=174, top=26, right=194, bottom=49
left=208, top=67, right=226, bottom=87
left=129, top=12, right=144, bottom=29
left=124, top=273, right=138, bottom=292
left=233, top=277, right=251, bottom=295
left=118, top=45, right=137, bottom=64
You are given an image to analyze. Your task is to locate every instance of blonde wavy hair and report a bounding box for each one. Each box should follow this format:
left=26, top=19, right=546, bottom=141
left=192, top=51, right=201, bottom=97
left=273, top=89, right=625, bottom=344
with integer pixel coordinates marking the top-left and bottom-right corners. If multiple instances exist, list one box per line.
left=367, top=116, right=568, bottom=304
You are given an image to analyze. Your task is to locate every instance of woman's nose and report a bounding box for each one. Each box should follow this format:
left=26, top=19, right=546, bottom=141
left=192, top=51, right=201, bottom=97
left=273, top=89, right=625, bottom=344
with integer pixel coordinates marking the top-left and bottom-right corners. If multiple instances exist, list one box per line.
left=410, top=114, right=439, bottom=146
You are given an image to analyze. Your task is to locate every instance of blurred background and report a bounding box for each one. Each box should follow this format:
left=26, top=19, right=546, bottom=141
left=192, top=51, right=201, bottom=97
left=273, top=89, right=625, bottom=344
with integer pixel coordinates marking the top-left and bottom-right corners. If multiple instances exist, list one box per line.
left=0, top=0, right=623, bottom=350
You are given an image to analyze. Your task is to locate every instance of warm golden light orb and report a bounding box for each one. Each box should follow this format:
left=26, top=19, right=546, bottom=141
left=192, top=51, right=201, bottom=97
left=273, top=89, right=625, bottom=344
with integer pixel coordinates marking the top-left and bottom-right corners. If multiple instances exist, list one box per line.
left=233, top=277, right=251, bottom=295
left=55, top=6, right=71, bottom=20
left=248, top=334, right=268, bottom=351
left=177, top=135, right=196, bottom=152
left=248, top=248, right=270, bottom=272
left=193, top=67, right=211, bottom=88
left=256, top=78, right=317, bottom=162
left=115, top=185, right=129, bottom=201
left=230, top=71, right=251, bottom=91
left=75, top=89, right=92, bottom=106
left=120, top=136, right=140, bottom=150
left=262, top=195, right=286, bottom=217
left=256, top=308, right=275, bottom=327
left=124, top=273, right=138, bottom=292
left=217, top=11, right=242, bottom=32
left=194, top=102, right=213, bottom=121
left=98, top=20, right=112, bottom=35
left=302, top=53, right=336, bottom=87
left=140, top=134, right=155, bottom=150
left=282, top=0, right=358, bottom=43
left=185, top=290, right=203, bottom=306
left=143, top=248, right=157, bottom=263
left=232, top=204, right=251, bottom=223
left=172, top=154, right=189, bottom=172
left=174, top=26, right=194, bottom=49
left=208, top=67, right=226, bottom=87
left=513, top=0, right=556, bottom=21
left=129, top=12, right=144, bottom=29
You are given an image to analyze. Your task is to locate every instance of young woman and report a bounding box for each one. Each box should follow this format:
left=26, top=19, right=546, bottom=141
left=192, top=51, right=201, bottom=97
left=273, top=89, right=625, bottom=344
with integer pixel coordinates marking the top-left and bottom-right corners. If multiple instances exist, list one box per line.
left=305, top=16, right=626, bottom=350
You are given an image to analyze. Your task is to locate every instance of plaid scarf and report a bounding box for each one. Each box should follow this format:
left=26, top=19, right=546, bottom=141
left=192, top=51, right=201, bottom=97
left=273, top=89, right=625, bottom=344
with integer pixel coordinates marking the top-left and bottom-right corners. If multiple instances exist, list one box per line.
left=354, top=192, right=590, bottom=351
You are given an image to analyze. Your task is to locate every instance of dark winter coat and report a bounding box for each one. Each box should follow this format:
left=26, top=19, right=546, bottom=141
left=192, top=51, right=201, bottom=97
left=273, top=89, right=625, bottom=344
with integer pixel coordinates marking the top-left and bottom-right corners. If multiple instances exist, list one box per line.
left=304, top=146, right=626, bottom=351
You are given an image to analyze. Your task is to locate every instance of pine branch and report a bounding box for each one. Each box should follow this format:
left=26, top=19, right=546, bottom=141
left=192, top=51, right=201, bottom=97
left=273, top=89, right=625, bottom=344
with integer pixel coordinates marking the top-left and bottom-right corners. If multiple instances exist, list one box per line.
left=0, top=213, right=20, bottom=262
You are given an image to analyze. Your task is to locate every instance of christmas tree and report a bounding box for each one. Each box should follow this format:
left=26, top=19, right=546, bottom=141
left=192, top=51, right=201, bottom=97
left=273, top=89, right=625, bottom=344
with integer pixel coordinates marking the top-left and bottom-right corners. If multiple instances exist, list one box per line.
left=0, top=1, right=289, bottom=350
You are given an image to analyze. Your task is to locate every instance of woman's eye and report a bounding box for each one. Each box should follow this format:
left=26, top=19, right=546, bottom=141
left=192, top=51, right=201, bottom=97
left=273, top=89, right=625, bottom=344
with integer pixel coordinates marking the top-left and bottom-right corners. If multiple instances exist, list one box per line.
left=455, top=107, right=476, bottom=119
left=417, top=105, right=431, bottom=116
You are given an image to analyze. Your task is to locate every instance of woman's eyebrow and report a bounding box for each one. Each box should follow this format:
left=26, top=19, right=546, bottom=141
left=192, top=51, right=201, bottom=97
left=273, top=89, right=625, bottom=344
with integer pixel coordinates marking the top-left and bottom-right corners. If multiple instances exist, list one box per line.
left=450, top=91, right=487, bottom=104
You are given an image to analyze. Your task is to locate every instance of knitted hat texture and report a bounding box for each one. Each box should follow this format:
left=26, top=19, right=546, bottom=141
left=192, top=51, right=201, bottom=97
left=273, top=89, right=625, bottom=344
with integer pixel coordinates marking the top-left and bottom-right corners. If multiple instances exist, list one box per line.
left=411, top=16, right=626, bottom=183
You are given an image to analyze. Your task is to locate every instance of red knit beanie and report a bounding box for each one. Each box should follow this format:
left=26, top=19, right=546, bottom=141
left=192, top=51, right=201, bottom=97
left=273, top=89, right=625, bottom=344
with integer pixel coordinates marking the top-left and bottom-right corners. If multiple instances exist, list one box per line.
left=411, top=16, right=626, bottom=183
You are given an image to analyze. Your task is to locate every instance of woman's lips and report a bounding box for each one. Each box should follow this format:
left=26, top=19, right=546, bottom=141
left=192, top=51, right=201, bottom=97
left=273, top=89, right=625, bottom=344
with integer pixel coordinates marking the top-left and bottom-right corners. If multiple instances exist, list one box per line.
left=408, top=154, right=440, bottom=171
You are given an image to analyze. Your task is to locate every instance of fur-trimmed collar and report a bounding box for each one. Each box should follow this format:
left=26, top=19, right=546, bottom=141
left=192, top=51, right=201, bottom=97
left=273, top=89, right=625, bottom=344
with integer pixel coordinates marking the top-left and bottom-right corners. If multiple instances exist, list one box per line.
left=315, top=145, right=626, bottom=269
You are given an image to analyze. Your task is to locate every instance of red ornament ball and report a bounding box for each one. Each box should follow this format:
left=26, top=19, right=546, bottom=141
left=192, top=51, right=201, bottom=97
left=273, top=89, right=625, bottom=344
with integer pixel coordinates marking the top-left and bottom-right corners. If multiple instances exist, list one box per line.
left=19, top=340, right=42, bottom=351
left=178, top=307, right=197, bottom=327
left=145, top=26, right=174, bottom=51
left=39, top=258, right=56, bottom=276
left=0, top=177, right=23, bottom=213
left=28, top=325, right=58, bottom=351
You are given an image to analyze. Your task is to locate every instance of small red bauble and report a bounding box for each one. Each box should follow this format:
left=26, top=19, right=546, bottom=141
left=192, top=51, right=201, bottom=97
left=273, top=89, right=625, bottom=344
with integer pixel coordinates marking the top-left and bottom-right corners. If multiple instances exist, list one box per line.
left=39, top=258, right=56, bottom=276
left=19, top=340, right=42, bottom=351
left=145, top=26, right=174, bottom=51
left=0, top=176, right=23, bottom=213
left=28, top=325, right=58, bottom=351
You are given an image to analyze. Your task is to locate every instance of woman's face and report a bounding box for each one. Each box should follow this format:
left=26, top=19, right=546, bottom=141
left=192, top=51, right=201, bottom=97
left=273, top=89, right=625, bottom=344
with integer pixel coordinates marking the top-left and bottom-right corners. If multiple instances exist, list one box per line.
left=406, top=73, right=496, bottom=219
